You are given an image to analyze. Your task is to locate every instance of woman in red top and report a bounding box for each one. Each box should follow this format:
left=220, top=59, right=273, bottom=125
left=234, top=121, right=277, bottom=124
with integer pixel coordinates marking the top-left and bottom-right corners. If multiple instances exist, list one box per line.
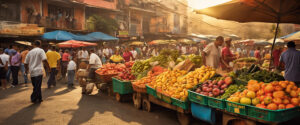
left=61, top=50, right=70, bottom=78
left=122, top=48, right=134, bottom=62
left=272, top=47, right=282, bottom=68
left=221, top=38, right=236, bottom=71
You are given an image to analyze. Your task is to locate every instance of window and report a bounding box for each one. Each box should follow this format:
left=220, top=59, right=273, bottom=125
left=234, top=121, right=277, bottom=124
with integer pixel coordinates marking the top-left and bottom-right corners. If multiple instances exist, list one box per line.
left=0, top=0, right=20, bottom=22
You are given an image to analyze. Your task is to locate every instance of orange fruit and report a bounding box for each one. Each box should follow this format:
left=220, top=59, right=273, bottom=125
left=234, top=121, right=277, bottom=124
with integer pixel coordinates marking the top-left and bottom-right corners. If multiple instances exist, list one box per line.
left=248, top=83, right=260, bottom=92
left=290, top=90, right=298, bottom=97
left=265, top=84, right=274, bottom=93
left=278, top=104, right=285, bottom=109
left=274, top=85, right=283, bottom=91
left=283, top=98, right=290, bottom=104
left=273, top=91, right=285, bottom=99
left=273, top=98, right=282, bottom=105
left=291, top=98, right=299, bottom=106
left=256, top=104, right=266, bottom=109
left=279, top=82, right=287, bottom=88
left=292, top=86, right=298, bottom=90
left=271, top=81, right=279, bottom=86
left=286, top=104, right=295, bottom=109
left=286, top=85, right=293, bottom=93
left=289, top=81, right=295, bottom=86
left=267, top=103, right=278, bottom=110
left=256, top=90, right=265, bottom=97
left=264, top=96, right=272, bottom=105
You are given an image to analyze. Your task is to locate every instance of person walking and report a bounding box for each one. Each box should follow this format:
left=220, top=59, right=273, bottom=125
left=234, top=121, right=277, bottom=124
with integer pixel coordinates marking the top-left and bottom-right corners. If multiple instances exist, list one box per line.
left=67, top=57, right=76, bottom=88
left=221, top=38, right=236, bottom=71
left=0, top=48, right=9, bottom=89
left=46, top=46, right=61, bottom=88
left=61, top=50, right=70, bottom=79
left=87, top=49, right=102, bottom=83
left=279, top=41, right=300, bottom=86
left=25, top=40, right=50, bottom=103
left=10, top=49, right=21, bottom=87
left=202, top=36, right=228, bottom=69
left=20, top=47, right=29, bottom=86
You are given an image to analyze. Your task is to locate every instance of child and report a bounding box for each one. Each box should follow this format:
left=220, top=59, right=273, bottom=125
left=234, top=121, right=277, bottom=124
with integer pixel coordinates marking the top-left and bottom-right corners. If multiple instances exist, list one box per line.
left=67, top=57, right=76, bottom=88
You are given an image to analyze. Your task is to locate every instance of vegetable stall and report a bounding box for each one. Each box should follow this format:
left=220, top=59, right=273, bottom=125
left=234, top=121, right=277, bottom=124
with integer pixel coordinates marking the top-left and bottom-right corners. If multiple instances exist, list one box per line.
left=92, top=49, right=300, bottom=125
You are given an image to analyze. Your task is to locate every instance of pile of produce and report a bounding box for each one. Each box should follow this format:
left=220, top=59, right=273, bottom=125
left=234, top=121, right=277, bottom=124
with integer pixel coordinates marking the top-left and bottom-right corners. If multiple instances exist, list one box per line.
left=116, top=61, right=135, bottom=81
left=148, top=66, right=215, bottom=101
left=131, top=59, right=151, bottom=79
left=192, top=76, right=246, bottom=99
left=229, top=65, right=284, bottom=83
left=133, top=66, right=167, bottom=87
left=148, top=69, right=188, bottom=100
left=176, top=54, right=202, bottom=67
left=96, top=63, right=126, bottom=75
left=233, top=57, right=258, bottom=64
left=262, top=60, right=270, bottom=68
left=227, top=80, right=300, bottom=110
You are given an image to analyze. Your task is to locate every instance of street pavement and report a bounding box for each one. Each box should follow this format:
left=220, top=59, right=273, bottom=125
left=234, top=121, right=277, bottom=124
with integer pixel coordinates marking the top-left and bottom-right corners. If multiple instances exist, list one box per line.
left=0, top=78, right=207, bottom=125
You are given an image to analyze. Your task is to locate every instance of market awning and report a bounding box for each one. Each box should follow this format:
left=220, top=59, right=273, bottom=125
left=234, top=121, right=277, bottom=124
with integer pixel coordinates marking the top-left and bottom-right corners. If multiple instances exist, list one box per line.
left=283, top=31, right=300, bottom=42
left=86, top=32, right=119, bottom=41
left=42, top=30, right=76, bottom=41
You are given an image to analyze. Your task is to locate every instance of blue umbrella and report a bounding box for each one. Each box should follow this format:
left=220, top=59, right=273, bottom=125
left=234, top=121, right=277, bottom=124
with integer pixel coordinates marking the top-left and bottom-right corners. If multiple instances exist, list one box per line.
left=86, top=32, right=119, bottom=41
left=42, top=30, right=76, bottom=41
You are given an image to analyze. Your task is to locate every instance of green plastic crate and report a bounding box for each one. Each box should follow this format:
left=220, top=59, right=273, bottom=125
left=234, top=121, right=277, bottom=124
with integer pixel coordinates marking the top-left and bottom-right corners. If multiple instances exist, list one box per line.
left=112, top=78, right=133, bottom=95
left=248, top=105, right=300, bottom=122
left=225, top=100, right=248, bottom=116
left=188, top=90, right=208, bottom=106
left=146, top=85, right=157, bottom=98
left=171, top=97, right=190, bottom=110
left=207, top=96, right=226, bottom=109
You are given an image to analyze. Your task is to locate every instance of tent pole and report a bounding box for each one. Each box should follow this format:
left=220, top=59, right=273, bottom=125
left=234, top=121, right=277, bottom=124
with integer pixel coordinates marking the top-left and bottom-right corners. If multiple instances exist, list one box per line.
left=269, top=22, right=280, bottom=70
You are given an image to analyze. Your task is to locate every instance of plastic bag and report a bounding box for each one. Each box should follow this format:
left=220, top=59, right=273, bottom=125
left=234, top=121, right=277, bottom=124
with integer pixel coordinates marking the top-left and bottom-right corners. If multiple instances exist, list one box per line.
left=86, top=83, right=95, bottom=94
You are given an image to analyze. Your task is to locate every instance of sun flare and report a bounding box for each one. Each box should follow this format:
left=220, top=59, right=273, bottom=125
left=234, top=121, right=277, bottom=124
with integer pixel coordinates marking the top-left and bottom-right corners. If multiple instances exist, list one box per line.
left=188, top=0, right=232, bottom=9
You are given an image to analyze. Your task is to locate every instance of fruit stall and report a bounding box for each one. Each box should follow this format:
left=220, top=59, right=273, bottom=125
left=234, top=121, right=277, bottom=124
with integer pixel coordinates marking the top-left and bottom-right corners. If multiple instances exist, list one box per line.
left=93, top=49, right=300, bottom=125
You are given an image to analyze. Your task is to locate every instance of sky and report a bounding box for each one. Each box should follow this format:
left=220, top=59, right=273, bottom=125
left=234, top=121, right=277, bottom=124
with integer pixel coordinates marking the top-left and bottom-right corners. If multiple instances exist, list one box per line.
left=188, top=0, right=232, bottom=9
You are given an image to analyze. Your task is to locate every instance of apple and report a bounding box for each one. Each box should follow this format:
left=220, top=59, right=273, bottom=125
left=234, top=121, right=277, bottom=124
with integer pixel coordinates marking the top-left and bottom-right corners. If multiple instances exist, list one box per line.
left=213, top=85, right=219, bottom=88
left=212, top=88, right=220, bottom=96
left=208, top=83, right=213, bottom=88
left=208, top=92, right=213, bottom=97
left=207, top=87, right=212, bottom=92
left=212, top=80, right=217, bottom=84
left=220, top=90, right=225, bottom=94
left=221, top=84, right=228, bottom=89
left=217, top=81, right=223, bottom=86
left=202, top=87, right=208, bottom=92
left=203, top=92, right=209, bottom=96
left=196, top=88, right=201, bottom=93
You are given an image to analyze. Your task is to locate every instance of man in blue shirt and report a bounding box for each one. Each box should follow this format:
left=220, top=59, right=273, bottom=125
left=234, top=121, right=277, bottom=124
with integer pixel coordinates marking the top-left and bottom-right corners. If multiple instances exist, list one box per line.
left=280, top=41, right=300, bottom=86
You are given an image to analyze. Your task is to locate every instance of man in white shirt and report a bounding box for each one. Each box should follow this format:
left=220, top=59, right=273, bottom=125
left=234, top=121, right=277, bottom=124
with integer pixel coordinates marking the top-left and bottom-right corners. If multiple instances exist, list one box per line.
left=103, top=47, right=110, bottom=58
left=87, top=49, right=102, bottom=84
left=181, top=46, right=187, bottom=55
left=0, top=48, right=9, bottom=89
left=25, top=40, right=50, bottom=103
left=67, top=56, right=76, bottom=88
left=130, top=47, right=138, bottom=58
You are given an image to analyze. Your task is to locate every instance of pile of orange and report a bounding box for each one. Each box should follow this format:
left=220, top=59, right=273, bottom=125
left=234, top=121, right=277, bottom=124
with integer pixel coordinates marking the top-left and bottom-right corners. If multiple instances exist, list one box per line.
left=229, top=80, right=300, bottom=110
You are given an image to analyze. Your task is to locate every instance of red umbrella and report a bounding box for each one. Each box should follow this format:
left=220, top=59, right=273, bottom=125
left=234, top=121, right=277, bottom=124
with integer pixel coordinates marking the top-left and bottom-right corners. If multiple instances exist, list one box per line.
left=57, top=40, right=97, bottom=48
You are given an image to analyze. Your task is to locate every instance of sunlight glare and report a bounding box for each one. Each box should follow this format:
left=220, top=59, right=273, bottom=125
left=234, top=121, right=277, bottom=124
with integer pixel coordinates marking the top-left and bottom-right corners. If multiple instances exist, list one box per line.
left=188, top=0, right=232, bottom=9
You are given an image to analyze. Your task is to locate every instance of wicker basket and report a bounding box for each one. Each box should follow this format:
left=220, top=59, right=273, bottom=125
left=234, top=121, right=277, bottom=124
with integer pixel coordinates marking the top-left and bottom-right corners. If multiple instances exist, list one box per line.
left=96, top=73, right=118, bottom=83
left=132, top=83, right=147, bottom=93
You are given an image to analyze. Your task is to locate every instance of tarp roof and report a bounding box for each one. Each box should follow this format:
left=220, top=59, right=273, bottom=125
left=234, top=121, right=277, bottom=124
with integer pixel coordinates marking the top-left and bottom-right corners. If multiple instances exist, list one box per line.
left=42, top=30, right=119, bottom=41
left=86, top=32, right=119, bottom=41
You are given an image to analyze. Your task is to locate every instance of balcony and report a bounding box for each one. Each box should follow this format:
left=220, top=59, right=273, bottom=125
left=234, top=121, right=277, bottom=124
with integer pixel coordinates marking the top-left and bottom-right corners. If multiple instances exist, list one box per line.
left=25, top=15, right=83, bottom=31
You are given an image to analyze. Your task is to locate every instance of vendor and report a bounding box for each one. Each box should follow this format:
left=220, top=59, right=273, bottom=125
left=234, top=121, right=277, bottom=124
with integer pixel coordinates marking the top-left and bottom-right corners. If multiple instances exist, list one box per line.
left=279, top=41, right=300, bottom=86
left=221, top=38, right=237, bottom=71
left=202, top=36, right=229, bottom=69
left=87, top=49, right=102, bottom=83
left=110, top=50, right=124, bottom=63
left=122, top=48, right=134, bottom=62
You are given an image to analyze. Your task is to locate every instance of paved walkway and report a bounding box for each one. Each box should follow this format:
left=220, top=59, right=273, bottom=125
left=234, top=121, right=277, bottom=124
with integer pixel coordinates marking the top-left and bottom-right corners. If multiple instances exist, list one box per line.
left=0, top=79, right=206, bottom=125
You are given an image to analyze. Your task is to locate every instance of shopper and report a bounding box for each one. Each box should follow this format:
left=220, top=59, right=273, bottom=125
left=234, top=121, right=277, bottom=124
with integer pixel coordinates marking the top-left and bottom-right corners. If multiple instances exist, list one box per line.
left=279, top=41, right=300, bottom=86
left=20, top=47, right=29, bottom=86
left=10, top=49, right=21, bottom=87
left=61, top=50, right=70, bottom=79
left=221, top=38, right=236, bottom=71
left=67, top=56, right=76, bottom=88
left=130, top=47, right=137, bottom=59
left=123, top=48, right=134, bottom=62
left=110, top=50, right=124, bottom=63
left=0, top=48, right=9, bottom=89
left=46, top=46, right=61, bottom=88
left=202, top=36, right=228, bottom=69
left=25, top=40, right=50, bottom=103
left=273, top=47, right=282, bottom=69
left=254, top=47, right=261, bottom=60
left=87, top=49, right=102, bottom=83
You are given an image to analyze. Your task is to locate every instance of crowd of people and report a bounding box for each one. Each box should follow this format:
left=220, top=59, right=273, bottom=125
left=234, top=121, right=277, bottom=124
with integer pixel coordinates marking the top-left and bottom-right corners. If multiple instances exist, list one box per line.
left=0, top=37, right=299, bottom=104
